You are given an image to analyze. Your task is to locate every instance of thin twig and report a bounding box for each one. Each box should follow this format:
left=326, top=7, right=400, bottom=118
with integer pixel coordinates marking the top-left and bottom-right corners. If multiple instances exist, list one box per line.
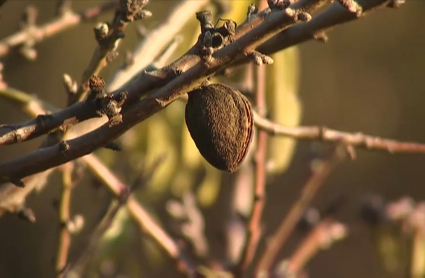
left=254, top=111, right=425, bottom=154
left=83, top=155, right=196, bottom=276
left=56, top=162, right=74, bottom=276
left=69, top=0, right=152, bottom=104
left=281, top=218, right=347, bottom=276
left=238, top=0, right=269, bottom=272
left=255, top=0, right=399, bottom=62
left=65, top=159, right=161, bottom=277
left=0, top=1, right=117, bottom=58
left=167, top=192, right=209, bottom=258
left=107, top=0, right=209, bottom=91
left=256, top=145, right=347, bottom=276
left=65, top=199, right=124, bottom=277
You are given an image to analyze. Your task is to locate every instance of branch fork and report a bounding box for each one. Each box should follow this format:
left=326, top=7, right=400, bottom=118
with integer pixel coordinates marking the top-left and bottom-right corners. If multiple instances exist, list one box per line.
left=87, top=76, right=127, bottom=127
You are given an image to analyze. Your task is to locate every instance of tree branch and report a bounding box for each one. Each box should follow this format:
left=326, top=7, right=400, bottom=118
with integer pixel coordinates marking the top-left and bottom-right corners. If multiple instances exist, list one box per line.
left=0, top=86, right=196, bottom=276
left=107, top=0, right=209, bottom=91
left=256, top=145, right=346, bottom=275
left=0, top=0, right=311, bottom=148
left=56, top=163, right=74, bottom=276
left=254, top=112, right=425, bottom=154
left=238, top=1, right=269, bottom=272
left=0, top=0, right=399, bottom=148
left=0, top=0, right=409, bottom=182
left=83, top=155, right=196, bottom=276
left=0, top=1, right=117, bottom=58
left=282, top=218, right=347, bottom=276
left=65, top=158, right=161, bottom=277
left=0, top=1, right=319, bottom=179
left=69, top=0, right=152, bottom=104
left=258, top=0, right=398, bottom=58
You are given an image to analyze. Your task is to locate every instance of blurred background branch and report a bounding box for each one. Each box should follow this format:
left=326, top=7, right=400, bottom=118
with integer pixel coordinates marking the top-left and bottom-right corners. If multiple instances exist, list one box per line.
left=0, top=1, right=117, bottom=58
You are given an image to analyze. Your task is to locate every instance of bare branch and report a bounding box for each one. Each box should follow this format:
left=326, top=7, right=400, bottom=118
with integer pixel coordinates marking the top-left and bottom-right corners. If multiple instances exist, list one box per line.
left=107, top=0, right=209, bottom=91
left=254, top=112, right=425, bottom=154
left=256, top=145, right=346, bottom=275
left=69, top=0, right=152, bottom=104
left=0, top=0, right=410, bottom=185
left=0, top=1, right=117, bottom=58
left=65, top=159, right=161, bottom=277
left=56, top=163, right=74, bottom=276
left=0, top=97, right=98, bottom=146
left=0, top=1, right=319, bottom=179
left=256, top=0, right=399, bottom=58
left=0, top=87, right=195, bottom=276
left=83, top=155, right=196, bottom=276
left=238, top=0, right=269, bottom=269
left=0, top=0, right=397, bottom=148
left=278, top=218, right=348, bottom=276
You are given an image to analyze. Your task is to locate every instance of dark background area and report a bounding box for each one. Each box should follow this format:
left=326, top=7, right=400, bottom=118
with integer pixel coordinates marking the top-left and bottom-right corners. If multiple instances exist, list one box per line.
left=0, top=1, right=424, bottom=278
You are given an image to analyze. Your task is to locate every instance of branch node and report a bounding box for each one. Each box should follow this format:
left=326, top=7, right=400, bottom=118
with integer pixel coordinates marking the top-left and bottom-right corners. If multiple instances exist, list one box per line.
left=269, top=0, right=296, bottom=10
left=197, top=12, right=235, bottom=58
left=314, top=32, right=329, bottom=43
left=337, top=0, right=363, bottom=17
left=215, top=18, right=237, bottom=37
left=248, top=50, right=274, bottom=66
left=115, top=90, right=128, bottom=107
left=35, top=114, right=52, bottom=129
left=134, top=9, right=152, bottom=21
left=247, top=3, right=258, bottom=19
left=108, top=114, right=123, bottom=127
left=97, top=90, right=127, bottom=126
left=155, top=98, right=167, bottom=108
left=196, top=10, right=215, bottom=34
left=94, top=22, right=110, bottom=43
left=119, top=0, right=152, bottom=22
left=295, top=12, right=312, bottom=22
left=88, top=75, right=106, bottom=100
left=284, top=7, right=296, bottom=18
left=59, top=141, right=70, bottom=152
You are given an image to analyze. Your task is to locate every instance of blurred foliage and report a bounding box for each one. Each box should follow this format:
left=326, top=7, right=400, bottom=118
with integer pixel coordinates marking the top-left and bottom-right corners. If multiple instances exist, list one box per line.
left=266, top=47, right=301, bottom=174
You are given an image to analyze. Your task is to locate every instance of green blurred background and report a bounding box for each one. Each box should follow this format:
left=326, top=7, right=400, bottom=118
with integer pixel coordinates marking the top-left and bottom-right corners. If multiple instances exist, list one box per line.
left=0, top=0, right=425, bottom=277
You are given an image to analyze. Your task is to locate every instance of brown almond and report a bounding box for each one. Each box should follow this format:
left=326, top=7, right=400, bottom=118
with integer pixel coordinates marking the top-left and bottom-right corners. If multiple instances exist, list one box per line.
left=185, top=83, right=253, bottom=172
